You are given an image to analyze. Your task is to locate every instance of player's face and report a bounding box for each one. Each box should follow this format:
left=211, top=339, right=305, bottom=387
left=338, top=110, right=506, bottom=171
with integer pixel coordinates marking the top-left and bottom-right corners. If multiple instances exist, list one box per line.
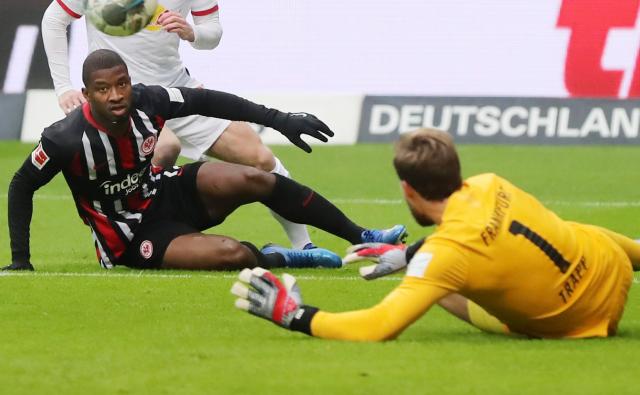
left=407, top=201, right=435, bottom=227
left=83, top=65, right=132, bottom=125
left=401, top=181, right=436, bottom=226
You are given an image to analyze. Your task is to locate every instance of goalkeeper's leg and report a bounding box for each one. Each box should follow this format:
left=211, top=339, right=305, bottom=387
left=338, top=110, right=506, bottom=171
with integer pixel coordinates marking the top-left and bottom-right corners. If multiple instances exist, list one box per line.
left=585, top=225, right=640, bottom=271
left=438, top=294, right=508, bottom=335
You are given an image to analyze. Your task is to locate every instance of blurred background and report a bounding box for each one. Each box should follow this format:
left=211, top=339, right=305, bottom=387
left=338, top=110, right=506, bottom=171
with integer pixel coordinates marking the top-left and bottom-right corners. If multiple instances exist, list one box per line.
left=2, top=0, right=639, bottom=145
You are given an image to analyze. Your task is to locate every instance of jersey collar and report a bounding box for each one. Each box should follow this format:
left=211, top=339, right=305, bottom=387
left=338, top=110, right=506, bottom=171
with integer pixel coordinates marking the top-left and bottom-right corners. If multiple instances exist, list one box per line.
left=82, top=102, right=132, bottom=137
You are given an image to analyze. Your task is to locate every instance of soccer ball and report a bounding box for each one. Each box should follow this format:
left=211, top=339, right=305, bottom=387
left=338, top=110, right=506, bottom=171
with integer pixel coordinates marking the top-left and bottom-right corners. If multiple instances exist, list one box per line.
left=85, top=0, right=159, bottom=37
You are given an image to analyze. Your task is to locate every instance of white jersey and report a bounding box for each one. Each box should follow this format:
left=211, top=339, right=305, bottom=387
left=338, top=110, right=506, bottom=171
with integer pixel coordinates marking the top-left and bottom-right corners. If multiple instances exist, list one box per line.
left=57, top=0, right=219, bottom=87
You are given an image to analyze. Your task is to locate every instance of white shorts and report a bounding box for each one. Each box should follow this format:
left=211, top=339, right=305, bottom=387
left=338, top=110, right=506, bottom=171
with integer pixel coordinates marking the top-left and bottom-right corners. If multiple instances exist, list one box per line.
left=165, top=115, right=231, bottom=161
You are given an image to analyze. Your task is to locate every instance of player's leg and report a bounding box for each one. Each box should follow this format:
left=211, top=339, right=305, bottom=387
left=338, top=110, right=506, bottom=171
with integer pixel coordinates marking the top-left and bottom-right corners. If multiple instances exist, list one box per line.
left=194, top=161, right=382, bottom=246
left=207, top=121, right=276, bottom=170
left=152, top=127, right=182, bottom=168
left=438, top=294, right=508, bottom=334
left=587, top=225, right=640, bottom=271
left=118, top=218, right=285, bottom=271
left=206, top=121, right=314, bottom=249
left=161, top=233, right=282, bottom=270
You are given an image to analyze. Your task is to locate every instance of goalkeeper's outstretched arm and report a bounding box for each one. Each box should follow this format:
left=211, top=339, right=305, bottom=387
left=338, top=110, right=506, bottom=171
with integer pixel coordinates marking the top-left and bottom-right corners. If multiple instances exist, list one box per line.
left=232, top=267, right=450, bottom=341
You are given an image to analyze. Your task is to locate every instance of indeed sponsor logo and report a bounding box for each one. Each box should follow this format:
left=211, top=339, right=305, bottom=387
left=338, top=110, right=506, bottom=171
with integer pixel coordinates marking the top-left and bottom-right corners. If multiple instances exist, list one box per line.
left=359, top=97, right=640, bottom=143
left=99, top=168, right=146, bottom=196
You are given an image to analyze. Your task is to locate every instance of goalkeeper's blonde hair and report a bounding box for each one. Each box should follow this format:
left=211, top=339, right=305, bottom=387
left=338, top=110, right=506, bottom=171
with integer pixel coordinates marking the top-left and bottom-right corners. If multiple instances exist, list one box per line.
left=393, top=128, right=462, bottom=200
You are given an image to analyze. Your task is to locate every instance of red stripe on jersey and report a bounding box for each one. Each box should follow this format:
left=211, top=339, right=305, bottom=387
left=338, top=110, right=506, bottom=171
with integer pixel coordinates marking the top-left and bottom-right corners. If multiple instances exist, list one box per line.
left=80, top=199, right=127, bottom=258
left=192, top=5, right=219, bottom=16
left=56, top=0, right=82, bottom=18
left=69, top=152, right=84, bottom=177
left=83, top=103, right=109, bottom=133
left=155, top=115, right=165, bottom=130
left=83, top=103, right=134, bottom=138
left=115, top=133, right=136, bottom=170
left=127, top=191, right=152, bottom=212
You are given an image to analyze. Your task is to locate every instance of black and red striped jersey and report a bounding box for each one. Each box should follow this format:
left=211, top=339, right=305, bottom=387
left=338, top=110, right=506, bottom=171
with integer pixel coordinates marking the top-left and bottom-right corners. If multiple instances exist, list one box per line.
left=8, top=84, right=281, bottom=268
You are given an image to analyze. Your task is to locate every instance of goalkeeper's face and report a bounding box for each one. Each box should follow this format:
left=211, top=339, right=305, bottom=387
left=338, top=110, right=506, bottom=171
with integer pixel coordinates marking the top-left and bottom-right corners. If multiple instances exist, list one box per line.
left=401, top=181, right=436, bottom=227
left=83, top=65, right=132, bottom=125
left=407, top=200, right=435, bottom=227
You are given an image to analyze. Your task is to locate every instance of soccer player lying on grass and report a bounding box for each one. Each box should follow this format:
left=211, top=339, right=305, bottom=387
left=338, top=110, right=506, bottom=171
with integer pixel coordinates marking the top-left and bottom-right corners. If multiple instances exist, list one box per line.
left=232, top=128, right=639, bottom=340
left=3, top=49, right=407, bottom=272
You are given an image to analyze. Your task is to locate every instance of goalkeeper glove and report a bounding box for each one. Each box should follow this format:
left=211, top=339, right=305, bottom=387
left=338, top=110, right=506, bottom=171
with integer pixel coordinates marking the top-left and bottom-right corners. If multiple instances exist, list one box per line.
left=231, top=267, right=318, bottom=334
left=344, top=243, right=407, bottom=280
left=343, top=238, right=426, bottom=280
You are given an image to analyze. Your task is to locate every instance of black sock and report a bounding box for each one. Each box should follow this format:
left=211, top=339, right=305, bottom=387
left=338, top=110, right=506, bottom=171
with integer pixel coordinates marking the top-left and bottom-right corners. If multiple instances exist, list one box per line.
left=261, top=174, right=365, bottom=244
left=240, top=241, right=285, bottom=268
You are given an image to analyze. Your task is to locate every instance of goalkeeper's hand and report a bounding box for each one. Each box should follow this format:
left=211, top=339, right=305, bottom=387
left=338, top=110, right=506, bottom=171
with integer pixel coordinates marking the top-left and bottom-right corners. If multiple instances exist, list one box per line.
left=1, top=262, right=34, bottom=271
left=343, top=243, right=408, bottom=280
left=271, top=112, right=334, bottom=153
left=231, top=268, right=318, bottom=333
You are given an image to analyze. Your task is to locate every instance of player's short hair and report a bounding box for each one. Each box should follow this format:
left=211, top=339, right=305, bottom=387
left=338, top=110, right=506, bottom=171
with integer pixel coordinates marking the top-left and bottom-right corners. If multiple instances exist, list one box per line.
left=82, top=49, right=128, bottom=87
left=393, top=128, right=462, bottom=200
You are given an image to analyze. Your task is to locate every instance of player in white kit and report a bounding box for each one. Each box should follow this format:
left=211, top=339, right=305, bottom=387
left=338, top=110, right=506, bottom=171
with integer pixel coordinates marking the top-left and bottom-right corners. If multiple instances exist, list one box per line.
left=42, top=0, right=317, bottom=250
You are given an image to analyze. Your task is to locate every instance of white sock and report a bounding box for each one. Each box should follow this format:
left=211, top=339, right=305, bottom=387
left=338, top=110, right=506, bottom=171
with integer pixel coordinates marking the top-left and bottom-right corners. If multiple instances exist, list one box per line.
left=270, top=157, right=313, bottom=249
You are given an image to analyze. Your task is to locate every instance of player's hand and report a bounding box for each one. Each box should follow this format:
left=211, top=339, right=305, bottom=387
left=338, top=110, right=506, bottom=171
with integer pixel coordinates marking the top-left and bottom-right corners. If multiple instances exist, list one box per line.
left=157, top=10, right=195, bottom=42
left=231, top=267, right=303, bottom=329
left=1, top=262, right=35, bottom=271
left=58, top=90, right=86, bottom=115
left=343, top=243, right=407, bottom=280
left=272, top=112, right=334, bottom=153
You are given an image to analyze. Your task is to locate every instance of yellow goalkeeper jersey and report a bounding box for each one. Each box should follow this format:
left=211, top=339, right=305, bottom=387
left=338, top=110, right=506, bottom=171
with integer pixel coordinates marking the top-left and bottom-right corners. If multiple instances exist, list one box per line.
left=311, top=174, right=633, bottom=340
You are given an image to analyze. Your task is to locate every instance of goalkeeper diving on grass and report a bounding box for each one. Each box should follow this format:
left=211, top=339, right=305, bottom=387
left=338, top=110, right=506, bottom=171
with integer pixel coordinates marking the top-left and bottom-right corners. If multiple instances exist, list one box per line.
left=232, top=128, right=639, bottom=340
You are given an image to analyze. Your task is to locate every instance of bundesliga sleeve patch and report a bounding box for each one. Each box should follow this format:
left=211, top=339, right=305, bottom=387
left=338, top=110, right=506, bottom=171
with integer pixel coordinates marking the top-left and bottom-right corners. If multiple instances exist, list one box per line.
left=31, top=142, right=50, bottom=170
left=163, top=87, right=185, bottom=103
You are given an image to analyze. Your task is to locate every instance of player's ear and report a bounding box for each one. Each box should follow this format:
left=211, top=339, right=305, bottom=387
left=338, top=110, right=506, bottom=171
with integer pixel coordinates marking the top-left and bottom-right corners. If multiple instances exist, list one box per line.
left=400, top=180, right=416, bottom=199
left=81, top=87, right=89, bottom=101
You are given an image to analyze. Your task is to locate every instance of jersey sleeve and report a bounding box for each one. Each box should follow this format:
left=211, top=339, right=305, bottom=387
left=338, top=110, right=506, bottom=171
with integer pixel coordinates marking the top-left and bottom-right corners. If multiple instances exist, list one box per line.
left=190, top=0, right=219, bottom=17
left=310, top=277, right=450, bottom=341
left=405, top=241, right=468, bottom=291
left=8, top=136, right=66, bottom=265
left=53, top=0, right=84, bottom=18
left=189, top=0, right=222, bottom=50
left=308, top=241, right=468, bottom=341
left=138, top=84, right=278, bottom=127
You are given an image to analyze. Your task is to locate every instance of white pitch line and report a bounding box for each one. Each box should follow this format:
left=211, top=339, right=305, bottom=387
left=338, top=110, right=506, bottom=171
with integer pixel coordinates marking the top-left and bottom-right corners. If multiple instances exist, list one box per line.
left=0, top=270, right=403, bottom=281
left=0, top=271, right=637, bottom=284
left=1, top=194, right=640, bottom=208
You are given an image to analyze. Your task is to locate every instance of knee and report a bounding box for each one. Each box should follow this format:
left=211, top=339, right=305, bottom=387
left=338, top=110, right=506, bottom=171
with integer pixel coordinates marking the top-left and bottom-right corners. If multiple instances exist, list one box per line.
left=251, top=146, right=276, bottom=172
left=153, top=139, right=181, bottom=168
left=240, top=165, right=275, bottom=193
left=217, top=238, right=258, bottom=269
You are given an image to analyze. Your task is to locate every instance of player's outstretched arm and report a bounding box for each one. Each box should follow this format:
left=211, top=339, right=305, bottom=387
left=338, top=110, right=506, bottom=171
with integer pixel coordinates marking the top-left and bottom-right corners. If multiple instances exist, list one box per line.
left=154, top=86, right=335, bottom=152
left=5, top=166, right=40, bottom=271
left=42, top=1, right=86, bottom=114
left=231, top=267, right=447, bottom=341
left=5, top=141, right=63, bottom=271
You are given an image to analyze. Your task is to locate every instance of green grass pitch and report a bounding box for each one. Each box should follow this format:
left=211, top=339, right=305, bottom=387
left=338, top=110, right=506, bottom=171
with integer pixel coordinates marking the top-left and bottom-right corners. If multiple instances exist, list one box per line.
left=0, top=141, right=638, bottom=394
